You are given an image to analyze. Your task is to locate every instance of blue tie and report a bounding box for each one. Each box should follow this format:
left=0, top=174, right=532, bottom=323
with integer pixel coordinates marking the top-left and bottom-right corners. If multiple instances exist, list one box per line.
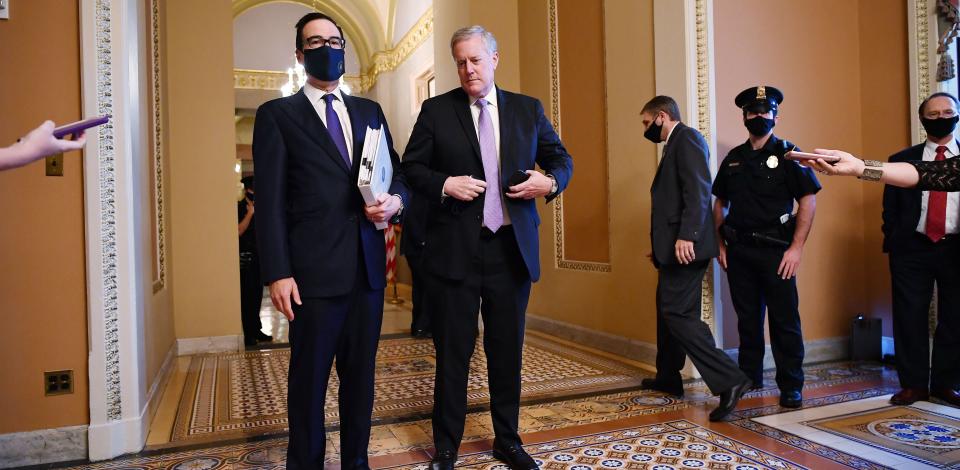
left=322, top=93, right=351, bottom=168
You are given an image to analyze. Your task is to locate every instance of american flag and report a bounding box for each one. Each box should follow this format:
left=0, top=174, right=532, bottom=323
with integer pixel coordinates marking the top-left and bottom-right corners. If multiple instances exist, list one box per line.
left=385, top=223, right=398, bottom=283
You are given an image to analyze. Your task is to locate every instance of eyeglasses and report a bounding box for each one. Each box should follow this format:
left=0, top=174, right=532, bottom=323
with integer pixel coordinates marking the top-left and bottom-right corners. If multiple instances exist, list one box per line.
left=304, top=35, right=345, bottom=49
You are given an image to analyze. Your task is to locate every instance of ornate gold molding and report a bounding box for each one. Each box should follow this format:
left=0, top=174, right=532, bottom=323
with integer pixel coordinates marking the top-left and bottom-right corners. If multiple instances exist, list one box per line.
left=547, top=0, right=612, bottom=273
left=232, top=8, right=431, bottom=95
left=694, top=0, right=714, bottom=324
left=234, top=68, right=368, bottom=95
left=364, top=7, right=433, bottom=92
left=916, top=0, right=932, bottom=143
left=234, top=68, right=288, bottom=90
left=151, top=0, right=166, bottom=292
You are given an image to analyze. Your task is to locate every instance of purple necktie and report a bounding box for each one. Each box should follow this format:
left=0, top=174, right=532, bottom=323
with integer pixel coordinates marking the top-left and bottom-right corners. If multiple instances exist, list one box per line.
left=476, top=98, right=503, bottom=232
left=322, top=93, right=351, bottom=168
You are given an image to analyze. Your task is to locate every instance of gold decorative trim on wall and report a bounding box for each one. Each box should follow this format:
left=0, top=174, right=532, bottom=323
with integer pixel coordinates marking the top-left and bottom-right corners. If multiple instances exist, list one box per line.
left=916, top=0, right=931, bottom=143
left=912, top=0, right=937, bottom=335
left=234, top=68, right=367, bottom=96
left=150, top=0, right=166, bottom=292
left=231, top=8, right=432, bottom=95
left=547, top=0, right=612, bottom=273
left=365, top=7, right=433, bottom=91
left=694, top=0, right=714, bottom=324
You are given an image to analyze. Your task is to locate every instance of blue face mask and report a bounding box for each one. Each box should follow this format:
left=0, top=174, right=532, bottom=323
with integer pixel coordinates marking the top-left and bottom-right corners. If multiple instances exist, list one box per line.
left=303, top=46, right=345, bottom=81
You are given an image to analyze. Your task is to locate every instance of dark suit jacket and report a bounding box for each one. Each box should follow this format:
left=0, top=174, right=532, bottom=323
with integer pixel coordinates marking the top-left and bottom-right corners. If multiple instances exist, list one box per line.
left=400, top=87, right=573, bottom=282
left=882, top=144, right=925, bottom=253
left=398, top=191, right=428, bottom=262
left=650, top=123, right=718, bottom=266
left=253, top=89, right=408, bottom=297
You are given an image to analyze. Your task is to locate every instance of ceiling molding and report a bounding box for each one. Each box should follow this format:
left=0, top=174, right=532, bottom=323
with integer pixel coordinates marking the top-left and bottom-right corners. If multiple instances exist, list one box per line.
left=232, top=6, right=431, bottom=95
left=232, top=0, right=386, bottom=73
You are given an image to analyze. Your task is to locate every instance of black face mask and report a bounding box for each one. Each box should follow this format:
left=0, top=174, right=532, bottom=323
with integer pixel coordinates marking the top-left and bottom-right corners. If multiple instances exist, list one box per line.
left=246, top=192, right=255, bottom=202
left=745, top=116, right=775, bottom=137
left=644, top=116, right=664, bottom=144
left=303, top=46, right=345, bottom=82
left=921, top=115, right=959, bottom=139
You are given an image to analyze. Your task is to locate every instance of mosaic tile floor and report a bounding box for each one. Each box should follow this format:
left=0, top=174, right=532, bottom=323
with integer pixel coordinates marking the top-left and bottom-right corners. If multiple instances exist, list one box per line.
left=167, top=333, right=650, bottom=445
left=57, top=359, right=910, bottom=470
left=392, top=421, right=807, bottom=470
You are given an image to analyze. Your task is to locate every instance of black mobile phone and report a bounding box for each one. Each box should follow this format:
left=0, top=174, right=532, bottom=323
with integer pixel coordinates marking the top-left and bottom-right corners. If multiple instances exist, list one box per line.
left=505, top=170, right=530, bottom=193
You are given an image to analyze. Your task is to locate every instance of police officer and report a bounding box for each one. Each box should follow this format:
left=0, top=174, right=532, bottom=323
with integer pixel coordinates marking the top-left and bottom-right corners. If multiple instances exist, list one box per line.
left=712, top=86, right=820, bottom=409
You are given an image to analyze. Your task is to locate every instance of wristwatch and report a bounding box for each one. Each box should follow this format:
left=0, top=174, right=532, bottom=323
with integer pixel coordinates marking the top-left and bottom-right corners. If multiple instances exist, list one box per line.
left=857, top=160, right=883, bottom=181
left=389, top=194, right=404, bottom=225
left=547, top=174, right=558, bottom=195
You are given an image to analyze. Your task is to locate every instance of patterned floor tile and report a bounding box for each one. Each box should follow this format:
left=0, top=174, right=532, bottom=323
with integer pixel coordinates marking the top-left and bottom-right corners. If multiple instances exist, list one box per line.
left=390, top=420, right=806, bottom=470
left=168, top=334, right=649, bottom=445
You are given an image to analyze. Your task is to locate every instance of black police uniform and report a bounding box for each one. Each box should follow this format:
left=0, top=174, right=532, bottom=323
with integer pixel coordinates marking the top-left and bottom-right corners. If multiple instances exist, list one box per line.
left=239, top=198, right=265, bottom=344
left=713, top=87, right=821, bottom=394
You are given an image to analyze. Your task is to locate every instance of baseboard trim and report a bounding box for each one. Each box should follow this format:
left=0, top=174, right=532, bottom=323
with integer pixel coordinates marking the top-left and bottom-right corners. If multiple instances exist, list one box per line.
left=526, top=313, right=659, bottom=368
left=527, top=314, right=853, bottom=372
left=176, top=335, right=242, bottom=356
left=722, top=336, right=849, bottom=367
left=141, top=343, right=176, bottom=444
left=0, top=425, right=87, bottom=468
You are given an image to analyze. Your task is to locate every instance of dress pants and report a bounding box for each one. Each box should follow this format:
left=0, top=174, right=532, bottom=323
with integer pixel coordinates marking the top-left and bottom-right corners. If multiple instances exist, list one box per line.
left=239, top=254, right=264, bottom=339
left=407, top=252, right=431, bottom=333
left=726, top=243, right=805, bottom=392
left=655, top=260, right=745, bottom=395
left=286, top=260, right=384, bottom=470
left=426, top=226, right=531, bottom=452
left=889, top=234, right=960, bottom=390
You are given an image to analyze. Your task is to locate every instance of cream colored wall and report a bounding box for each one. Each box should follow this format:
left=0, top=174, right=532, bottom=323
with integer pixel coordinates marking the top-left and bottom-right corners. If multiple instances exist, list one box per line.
left=521, top=0, right=661, bottom=345
left=165, top=0, right=242, bottom=340
left=858, top=0, right=910, bottom=337
left=0, top=1, right=89, bottom=434
left=143, top=0, right=176, bottom=396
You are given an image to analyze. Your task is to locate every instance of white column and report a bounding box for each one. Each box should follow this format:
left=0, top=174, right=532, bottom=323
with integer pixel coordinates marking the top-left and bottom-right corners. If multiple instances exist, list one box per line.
left=80, top=0, right=150, bottom=461
left=653, top=0, right=721, bottom=378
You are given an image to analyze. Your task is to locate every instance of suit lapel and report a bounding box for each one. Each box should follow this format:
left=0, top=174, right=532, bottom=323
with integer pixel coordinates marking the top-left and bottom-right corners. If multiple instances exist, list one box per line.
left=343, top=93, right=367, bottom=177
left=453, top=89, right=483, bottom=164
left=651, top=124, right=679, bottom=190
left=284, top=90, right=351, bottom=175
left=496, top=87, right=517, bottom=185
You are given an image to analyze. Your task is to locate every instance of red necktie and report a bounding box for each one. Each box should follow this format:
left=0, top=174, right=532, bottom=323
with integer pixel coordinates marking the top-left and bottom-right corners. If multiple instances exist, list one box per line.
left=925, top=145, right=948, bottom=242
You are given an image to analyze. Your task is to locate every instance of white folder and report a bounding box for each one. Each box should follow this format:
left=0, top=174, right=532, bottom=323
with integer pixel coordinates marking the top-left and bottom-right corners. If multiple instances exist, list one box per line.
left=357, top=125, right=393, bottom=230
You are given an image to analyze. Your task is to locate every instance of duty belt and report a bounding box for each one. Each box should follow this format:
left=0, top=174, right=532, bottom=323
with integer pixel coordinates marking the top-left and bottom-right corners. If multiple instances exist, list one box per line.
left=721, top=224, right=790, bottom=248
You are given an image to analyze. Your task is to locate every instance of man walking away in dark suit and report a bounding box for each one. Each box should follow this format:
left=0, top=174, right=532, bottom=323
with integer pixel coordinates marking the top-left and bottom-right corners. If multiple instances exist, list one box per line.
left=401, top=25, right=573, bottom=470
left=253, top=12, right=408, bottom=470
left=640, top=95, right=751, bottom=422
left=882, top=92, right=960, bottom=408
left=399, top=194, right=431, bottom=338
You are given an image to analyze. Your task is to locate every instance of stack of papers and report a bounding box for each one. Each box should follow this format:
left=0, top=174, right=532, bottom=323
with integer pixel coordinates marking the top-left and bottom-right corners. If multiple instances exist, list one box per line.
left=357, top=125, right=393, bottom=229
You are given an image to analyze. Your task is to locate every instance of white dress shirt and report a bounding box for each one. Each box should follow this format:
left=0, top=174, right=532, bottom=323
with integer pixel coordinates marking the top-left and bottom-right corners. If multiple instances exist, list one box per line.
left=468, top=88, right=511, bottom=226
left=303, top=82, right=354, bottom=162
left=916, top=137, right=960, bottom=235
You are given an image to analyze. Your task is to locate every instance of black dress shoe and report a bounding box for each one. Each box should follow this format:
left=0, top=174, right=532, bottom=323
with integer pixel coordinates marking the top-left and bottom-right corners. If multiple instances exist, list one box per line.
left=492, top=442, right=538, bottom=469
left=412, top=329, right=433, bottom=339
left=243, top=336, right=258, bottom=347
left=640, top=378, right=684, bottom=397
left=430, top=449, right=457, bottom=470
left=255, top=331, right=273, bottom=342
left=779, top=389, right=802, bottom=408
left=709, top=378, right=752, bottom=422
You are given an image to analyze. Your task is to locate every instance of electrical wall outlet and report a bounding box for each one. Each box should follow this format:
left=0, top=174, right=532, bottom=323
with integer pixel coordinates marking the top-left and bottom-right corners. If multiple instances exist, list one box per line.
left=0, top=0, right=10, bottom=20
left=46, top=153, right=64, bottom=176
left=44, top=370, right=74, bottom=396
